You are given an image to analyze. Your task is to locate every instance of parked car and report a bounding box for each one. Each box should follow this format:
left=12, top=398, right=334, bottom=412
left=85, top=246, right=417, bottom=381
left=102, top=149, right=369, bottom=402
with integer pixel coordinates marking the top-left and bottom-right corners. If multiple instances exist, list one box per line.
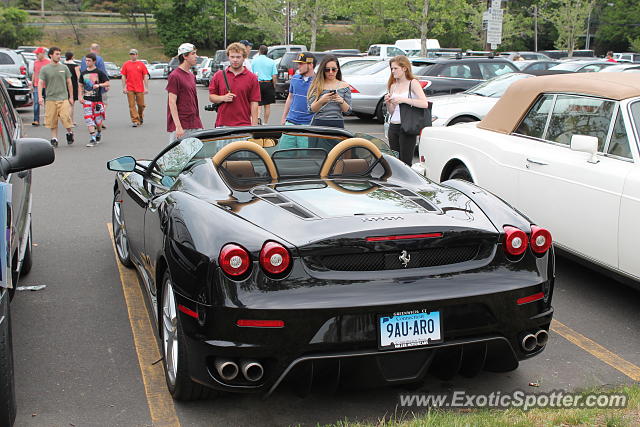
left=0, top=49, right=28, bottom=77
left=499, top=51, right=552, bottom=61
left=414, top=72, right=640, bottom=285
left=107, top=126, right=555, bottom=400
left=513, top=59, right=560, bottom=73
left=211, top=50, right=228, bottom=73
left=0, top=72, right=32, bottom=108
left=147, top=62, right=168, bottom=79
left=105, top=62, right=121, bottom=79
left=338, top=56, right=384, bottom=74
left=16, top=46, right=38, bottom=53
left=195, top=57, right=213, bottom=84
left=325, top=49, right=361, bottom=55
left=429, top=72, right=535, bottom=127
left=0, top=78, right=55, bottom=426
left=266, top=44, right=307, bottom=61
left=366, top=44, right=406, bottom=58
left=275, top=51, right=353, bottom=98
left=548, top=60, right=615, bottom=73
left=600, top=63, right=640, bottom=73
left=613, top=52, right=640, bottom=63
left=540, top=49, right=595, bottom=59
left=167, top=56, right=197, bottom=75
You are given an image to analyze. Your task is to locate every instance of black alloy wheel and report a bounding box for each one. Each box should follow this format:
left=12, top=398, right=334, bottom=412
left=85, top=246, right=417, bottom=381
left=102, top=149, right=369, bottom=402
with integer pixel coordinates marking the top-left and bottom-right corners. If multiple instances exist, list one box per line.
left=0, top=289, right=17, bottom=426
left=375, top=98, right=388, bottom=124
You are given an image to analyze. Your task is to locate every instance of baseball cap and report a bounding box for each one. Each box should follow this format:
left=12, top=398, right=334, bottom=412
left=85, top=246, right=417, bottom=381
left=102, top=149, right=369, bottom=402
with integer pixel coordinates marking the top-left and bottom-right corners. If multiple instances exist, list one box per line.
left=239, top=40, right=253, bottom=47
left=292, top=52, right=315, bottom=64
left=129, top=48, right=138, bottom=55
left=177, top=43, right=196, bottom=56
left=34, top=46, right=46, bottom=54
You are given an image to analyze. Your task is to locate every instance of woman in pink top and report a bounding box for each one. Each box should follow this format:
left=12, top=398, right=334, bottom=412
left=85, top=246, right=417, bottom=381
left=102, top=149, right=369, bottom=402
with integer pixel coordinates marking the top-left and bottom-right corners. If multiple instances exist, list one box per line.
left=32, top=47, right=50, bottom=126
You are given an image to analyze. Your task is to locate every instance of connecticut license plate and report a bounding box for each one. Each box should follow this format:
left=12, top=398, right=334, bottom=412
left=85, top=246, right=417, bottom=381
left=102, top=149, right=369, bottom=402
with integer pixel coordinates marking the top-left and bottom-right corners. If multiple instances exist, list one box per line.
left=378, top=310, right=442, bottom=350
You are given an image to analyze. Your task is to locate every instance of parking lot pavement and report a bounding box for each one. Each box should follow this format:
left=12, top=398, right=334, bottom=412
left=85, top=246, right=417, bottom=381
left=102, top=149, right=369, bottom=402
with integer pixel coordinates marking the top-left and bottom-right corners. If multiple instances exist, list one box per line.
left=9, top=79, right=640, bottom=426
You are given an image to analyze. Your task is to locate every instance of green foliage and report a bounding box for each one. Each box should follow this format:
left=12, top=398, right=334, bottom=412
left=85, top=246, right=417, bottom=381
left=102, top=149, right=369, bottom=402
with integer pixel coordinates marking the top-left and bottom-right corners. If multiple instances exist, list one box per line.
left=540, top=0, right=594, bottom=54
left=595, top=0, right=640, bottom=53
left=0, top=7, right=42, bottom=48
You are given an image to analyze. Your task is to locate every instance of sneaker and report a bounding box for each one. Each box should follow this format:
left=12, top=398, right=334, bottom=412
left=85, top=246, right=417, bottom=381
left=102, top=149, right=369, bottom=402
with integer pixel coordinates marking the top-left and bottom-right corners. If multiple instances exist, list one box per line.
left=66, top=133, right=74, bottom=145
left=31, top=121, right=39, bottom=126
left=95, top=132, right=102, bottom=142
left=101, top=124, right=106, bottom=130
left=86, top=139, right=97, bottom=147
left=132, top=122, right=138, bottom=128
left=50, top=138, right=58, bottom=148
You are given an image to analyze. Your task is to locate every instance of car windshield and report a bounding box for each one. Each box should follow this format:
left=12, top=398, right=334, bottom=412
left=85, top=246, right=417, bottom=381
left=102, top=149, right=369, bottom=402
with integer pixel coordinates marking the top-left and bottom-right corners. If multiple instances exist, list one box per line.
left=105, top=63, right=118, bottom=70
left=549, top=62, right=588, bottom=71
left=465, top=73, right=532, bottom=97
left=349, top=61, right=389, bottom=75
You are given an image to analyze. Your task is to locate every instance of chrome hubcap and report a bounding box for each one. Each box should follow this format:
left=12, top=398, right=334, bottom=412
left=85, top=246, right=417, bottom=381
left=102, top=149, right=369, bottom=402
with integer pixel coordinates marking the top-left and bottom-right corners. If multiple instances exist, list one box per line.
left=113, top=199, right=129, bottom=261
left=162, top=279, right=178, bottom=386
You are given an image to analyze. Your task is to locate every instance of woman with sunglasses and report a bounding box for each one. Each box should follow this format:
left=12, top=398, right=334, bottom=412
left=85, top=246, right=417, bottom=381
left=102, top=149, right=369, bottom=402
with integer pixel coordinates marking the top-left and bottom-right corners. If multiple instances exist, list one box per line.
left=384, top=55, right=429, bottom=165
left=307, top=55, right=352, bottom=133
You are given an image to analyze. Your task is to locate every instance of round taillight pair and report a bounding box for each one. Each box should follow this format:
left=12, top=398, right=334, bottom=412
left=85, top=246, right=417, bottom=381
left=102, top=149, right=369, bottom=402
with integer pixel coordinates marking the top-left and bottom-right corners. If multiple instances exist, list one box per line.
left=219, top=242, right=291, bottom=278
left=260, top=241, right=291, bottom=275
left=530, top=226, right=552, bottom=254
left=503, top=226, right=528, bottom=256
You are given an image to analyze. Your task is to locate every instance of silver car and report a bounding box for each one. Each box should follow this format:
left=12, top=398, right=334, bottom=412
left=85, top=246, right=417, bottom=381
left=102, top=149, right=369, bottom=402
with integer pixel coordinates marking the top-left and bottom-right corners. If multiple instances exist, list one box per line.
left=0, top=49, right=28, bottom=77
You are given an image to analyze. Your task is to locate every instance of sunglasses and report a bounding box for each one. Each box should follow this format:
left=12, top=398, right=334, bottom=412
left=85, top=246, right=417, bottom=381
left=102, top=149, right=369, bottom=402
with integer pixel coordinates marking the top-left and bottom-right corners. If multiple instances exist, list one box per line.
left=324, top=67, right=339, bottom=72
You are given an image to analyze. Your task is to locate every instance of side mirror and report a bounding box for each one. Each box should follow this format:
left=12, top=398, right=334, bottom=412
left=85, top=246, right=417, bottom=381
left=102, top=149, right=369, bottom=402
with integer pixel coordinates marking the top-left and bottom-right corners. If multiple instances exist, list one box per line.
left=107, top=156, right=136, bottom=172
left=570, top=135, right=599, bottom=164
left=0, top=138, right=55, bottom=178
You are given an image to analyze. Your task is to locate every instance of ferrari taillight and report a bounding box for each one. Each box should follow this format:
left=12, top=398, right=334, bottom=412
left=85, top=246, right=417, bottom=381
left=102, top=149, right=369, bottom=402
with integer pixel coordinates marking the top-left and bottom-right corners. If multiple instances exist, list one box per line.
left=219, top=244, right=250, bottom=277
left=530, top=226, right=552, bottom=254
left=348, top=84, right=359, bottom=93
left=503, top=226, right=528, bottom=256
left=260, top=241, right=291, bottom=275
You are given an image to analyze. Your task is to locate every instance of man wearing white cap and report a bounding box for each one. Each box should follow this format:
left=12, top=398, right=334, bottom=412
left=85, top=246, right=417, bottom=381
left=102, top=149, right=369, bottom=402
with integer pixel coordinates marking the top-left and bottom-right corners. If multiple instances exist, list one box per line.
left=121, top=48, right=149, bottom=127
left=166, top=43, right=202, bottom=142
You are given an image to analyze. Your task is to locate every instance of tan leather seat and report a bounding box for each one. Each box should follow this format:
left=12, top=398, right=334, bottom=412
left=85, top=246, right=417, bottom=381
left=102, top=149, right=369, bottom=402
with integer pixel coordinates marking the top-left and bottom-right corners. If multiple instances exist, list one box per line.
left=332, top=158, right=369, bottom=175
left=222, top=160, right=256, bottom=178
left=320, top=137, right=383, bottom=178
left=211, top=140, right=278, bottom=180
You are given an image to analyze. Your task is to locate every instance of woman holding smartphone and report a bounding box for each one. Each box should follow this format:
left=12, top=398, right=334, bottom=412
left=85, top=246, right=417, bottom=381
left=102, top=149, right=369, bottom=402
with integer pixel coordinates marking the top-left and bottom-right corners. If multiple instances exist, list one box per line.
left=307, top=55, right=352, bottom=132
left=384, top=55, right=429, bottom=165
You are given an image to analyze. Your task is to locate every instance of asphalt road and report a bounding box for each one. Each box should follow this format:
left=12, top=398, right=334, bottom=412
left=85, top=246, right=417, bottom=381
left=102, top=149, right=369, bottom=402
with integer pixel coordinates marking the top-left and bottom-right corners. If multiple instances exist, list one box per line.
left=9, top=79, right=640, bottom=426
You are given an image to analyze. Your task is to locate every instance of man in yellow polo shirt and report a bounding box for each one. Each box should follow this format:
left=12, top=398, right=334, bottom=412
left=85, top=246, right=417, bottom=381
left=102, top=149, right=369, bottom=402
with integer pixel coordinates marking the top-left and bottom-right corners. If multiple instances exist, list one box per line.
left=38, top=46, right=74, bottom=147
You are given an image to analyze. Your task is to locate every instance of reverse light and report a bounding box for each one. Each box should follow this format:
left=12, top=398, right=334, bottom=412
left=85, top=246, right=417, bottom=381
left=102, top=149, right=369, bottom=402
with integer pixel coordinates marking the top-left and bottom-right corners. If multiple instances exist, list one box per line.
left=530, top=226, right=552, bottom=254
left=348, top=84, right=359, bottom=93
left=503, top=226, right=528, bottom=256
left=260, top=241, right=291, bottom=275
left=219, top=243, right=251, bottom=277
left=366, top=233, right=443, bottom=242
left=517, top=292, right=545, bottom=305
left=237, top=319, right=285, bottom=328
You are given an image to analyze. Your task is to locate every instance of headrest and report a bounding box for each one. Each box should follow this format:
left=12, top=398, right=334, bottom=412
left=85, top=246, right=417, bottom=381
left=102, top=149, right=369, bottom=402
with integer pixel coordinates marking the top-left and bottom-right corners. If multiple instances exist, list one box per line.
left=222, top=160, right=256, bottom=178
left=333, top=159, right=369, bottom=175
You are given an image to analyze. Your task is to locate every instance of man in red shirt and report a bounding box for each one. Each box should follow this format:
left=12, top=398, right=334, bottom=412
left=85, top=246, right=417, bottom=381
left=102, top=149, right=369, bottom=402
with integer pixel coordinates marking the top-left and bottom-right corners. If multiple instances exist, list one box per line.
left=208, top=42, right=260, bottom=127
left=120, top=48, right=149, bottom=127
left=32, top=46, right=50, bottom=126
left=166, top=43, right=203, bottom=142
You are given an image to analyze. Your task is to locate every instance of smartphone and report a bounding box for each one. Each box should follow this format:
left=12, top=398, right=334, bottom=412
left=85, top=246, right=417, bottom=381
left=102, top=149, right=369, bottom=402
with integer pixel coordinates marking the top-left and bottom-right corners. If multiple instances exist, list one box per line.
left=329, top=89, right=337, bottom=94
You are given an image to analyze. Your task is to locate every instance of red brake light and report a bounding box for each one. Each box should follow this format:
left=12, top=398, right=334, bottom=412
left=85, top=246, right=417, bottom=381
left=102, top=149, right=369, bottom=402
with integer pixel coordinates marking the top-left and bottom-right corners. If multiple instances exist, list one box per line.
left=20, top=65, right=26, bottom=75
left=517, top=292, right=545, bottom=305
left=288, top=68, right=294, bottom=76
left=260, top=241, right=291, bottom=275
left=530, top=226, right=552, bottom=254
left=420, top=80, right=432, bottom=88
left=348, top=84, right=359, bottom=93
left=420, top=155, right=425, bottom=162
left=219, top=244, right=250, bottom=277
left=503, top=226, right=528, bottom=256
left=237, top=319, right=285, bottom=328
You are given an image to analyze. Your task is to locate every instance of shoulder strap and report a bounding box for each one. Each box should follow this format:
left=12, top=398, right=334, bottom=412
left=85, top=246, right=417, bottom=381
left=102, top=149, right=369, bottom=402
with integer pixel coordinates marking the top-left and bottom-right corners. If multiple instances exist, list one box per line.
left=222, top=67, right=231, bottom=92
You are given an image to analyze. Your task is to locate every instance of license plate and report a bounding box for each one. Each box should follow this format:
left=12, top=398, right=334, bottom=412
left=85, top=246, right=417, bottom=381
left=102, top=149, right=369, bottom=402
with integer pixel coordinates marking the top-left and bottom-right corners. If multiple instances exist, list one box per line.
left=378, top=310, right=442, bottom=350
left=15, top=95, right=26, bottom=101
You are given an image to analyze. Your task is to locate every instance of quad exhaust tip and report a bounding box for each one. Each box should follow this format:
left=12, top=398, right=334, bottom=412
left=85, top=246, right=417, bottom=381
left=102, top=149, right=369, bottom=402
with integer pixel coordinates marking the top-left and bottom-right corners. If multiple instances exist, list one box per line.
left=241, top=360, right=264, bottom=382
left=535, top=329, right=549, bottom=347
left=215, top=358, right=239, bottom=381
left=521, top=329, right=549, bottom=352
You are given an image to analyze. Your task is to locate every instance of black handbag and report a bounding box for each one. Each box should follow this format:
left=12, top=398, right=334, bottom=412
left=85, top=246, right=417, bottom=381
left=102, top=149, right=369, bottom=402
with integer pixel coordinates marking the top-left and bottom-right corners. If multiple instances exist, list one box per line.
left=210, top=67, right=231, bottom=112
left=399, top=80, right=432, bottom=135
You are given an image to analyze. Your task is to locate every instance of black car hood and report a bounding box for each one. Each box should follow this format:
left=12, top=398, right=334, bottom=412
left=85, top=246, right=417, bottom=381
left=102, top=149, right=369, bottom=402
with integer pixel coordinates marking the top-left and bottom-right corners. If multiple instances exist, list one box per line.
left=207, top=179, right=498, bottom=248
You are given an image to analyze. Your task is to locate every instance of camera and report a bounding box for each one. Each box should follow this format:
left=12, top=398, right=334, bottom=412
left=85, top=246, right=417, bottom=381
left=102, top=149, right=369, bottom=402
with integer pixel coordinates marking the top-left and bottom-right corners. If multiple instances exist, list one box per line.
left=204, top=103, right=220, bottom=112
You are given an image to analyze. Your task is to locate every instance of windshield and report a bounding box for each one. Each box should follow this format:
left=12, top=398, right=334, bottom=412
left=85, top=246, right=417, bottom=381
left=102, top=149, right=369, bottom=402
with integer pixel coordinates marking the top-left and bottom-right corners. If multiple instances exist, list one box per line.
left=549, top=62, right=585, bottom=71
left=465, top=73, right=532, bottom=97
left=349, top=61, right=389, bottom=75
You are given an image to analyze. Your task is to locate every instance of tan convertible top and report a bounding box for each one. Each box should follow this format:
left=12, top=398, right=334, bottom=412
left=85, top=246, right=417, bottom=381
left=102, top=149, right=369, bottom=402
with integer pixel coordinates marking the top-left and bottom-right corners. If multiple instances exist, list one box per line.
left=478, top=73, right=640, bottom=134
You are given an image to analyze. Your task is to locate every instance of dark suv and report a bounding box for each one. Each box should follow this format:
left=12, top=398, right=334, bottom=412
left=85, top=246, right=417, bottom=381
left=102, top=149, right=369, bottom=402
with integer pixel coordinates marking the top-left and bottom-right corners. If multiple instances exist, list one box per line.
left=276, top=51, right=352, bottom=98
left=0, top=79, right=55, bottom=425
left=412, top=56, right=520, bottom=96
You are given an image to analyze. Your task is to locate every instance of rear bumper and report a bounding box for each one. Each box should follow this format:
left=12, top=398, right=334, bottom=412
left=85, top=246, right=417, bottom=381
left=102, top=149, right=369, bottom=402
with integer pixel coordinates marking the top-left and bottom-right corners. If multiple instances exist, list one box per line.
left=8, top=87, right=32, bottom=108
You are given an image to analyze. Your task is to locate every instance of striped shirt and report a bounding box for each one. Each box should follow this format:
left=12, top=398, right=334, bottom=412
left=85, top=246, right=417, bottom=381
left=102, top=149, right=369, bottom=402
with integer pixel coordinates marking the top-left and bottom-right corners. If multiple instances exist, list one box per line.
left=286, top=74, right=314, bottom=125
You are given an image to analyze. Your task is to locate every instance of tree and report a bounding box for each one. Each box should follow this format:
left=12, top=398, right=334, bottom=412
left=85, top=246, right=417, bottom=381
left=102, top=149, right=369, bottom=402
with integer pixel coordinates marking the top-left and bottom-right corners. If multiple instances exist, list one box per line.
left=0, top=7, right=41, bottom=48
left=595, top=0, right=640, bottom=53
left=630, top=36, right=640, bottom=52
left=540, top=0, right=594, bottom=55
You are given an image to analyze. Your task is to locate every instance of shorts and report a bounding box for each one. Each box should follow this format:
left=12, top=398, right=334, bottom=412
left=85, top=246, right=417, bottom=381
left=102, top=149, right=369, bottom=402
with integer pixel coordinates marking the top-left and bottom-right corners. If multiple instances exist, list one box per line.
left=82, top=100, right=106, bottom=128
left=44, top=100, right=73, bottom=129
left=258, top=81, right=275, bottom=106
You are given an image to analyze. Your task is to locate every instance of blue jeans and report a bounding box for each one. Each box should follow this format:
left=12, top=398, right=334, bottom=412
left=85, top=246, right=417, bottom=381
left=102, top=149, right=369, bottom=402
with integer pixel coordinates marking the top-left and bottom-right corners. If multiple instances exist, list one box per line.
left=33, top=87, right=45, bottom=122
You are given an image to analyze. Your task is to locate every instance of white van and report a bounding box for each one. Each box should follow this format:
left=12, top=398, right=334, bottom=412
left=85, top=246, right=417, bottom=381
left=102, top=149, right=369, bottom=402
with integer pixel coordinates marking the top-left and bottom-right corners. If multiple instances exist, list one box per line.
left=394, top=39, right=441, bottom=56
left=366, top=44, right=406, bottom=59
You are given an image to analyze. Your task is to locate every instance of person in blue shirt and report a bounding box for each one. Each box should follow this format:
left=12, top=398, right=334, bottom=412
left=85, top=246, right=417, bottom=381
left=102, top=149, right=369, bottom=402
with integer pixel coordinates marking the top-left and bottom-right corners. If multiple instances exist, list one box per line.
left=279, top=52, right=316, bottom=148
left=80, top=43, right=106, bottom=74
left=251, top=45, right=277, bottom=124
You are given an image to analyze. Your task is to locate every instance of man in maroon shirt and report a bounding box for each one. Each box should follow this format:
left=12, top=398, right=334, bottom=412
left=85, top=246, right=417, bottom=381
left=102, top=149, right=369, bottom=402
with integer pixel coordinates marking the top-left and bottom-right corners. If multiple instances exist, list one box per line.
left=208, top=42, right=260, bottom=127
left=166, top=43, right=203, bottom=142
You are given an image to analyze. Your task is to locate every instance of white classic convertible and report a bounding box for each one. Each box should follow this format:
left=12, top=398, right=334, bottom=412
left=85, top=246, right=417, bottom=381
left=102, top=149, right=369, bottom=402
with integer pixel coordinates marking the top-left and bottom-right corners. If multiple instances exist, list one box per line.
left=414, top=73, right=640, bottom=284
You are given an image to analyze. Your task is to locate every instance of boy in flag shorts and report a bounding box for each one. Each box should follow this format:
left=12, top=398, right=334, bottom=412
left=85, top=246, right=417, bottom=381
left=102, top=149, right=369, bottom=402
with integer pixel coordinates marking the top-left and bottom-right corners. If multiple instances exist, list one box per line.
left=79, top=53, right=110, bottom=147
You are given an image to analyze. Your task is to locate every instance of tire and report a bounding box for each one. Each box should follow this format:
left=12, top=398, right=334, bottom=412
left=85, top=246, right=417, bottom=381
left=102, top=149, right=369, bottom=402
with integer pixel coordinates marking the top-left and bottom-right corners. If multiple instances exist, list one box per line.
left=448, top=116, right=478, bottom=126
left=375, top=98, right=387, bottom=124
left=448, top=165, right=473, bottom=183
left=160, top=271, right=212, bottom=401
left=0, top=289, right=17, bottom=426
left=20, top=225, right=32, bottom=276
left=112, top=191, right=133, bottom=268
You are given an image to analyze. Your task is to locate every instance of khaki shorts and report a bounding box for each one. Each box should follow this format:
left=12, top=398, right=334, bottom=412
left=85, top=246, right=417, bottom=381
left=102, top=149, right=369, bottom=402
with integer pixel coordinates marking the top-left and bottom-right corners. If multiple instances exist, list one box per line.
left=44, top=100, right=73, bottom=129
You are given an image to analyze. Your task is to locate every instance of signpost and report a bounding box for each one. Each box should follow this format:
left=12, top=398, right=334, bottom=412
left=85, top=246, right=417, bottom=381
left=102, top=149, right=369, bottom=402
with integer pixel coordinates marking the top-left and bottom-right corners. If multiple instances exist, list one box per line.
left=485, top=0, right=504, bottom=50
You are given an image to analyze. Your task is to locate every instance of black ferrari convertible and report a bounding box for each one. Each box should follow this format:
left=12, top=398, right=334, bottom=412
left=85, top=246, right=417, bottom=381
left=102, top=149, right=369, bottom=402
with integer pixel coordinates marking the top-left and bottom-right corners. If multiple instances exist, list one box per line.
left=107, top=126, right=554, bottom=400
